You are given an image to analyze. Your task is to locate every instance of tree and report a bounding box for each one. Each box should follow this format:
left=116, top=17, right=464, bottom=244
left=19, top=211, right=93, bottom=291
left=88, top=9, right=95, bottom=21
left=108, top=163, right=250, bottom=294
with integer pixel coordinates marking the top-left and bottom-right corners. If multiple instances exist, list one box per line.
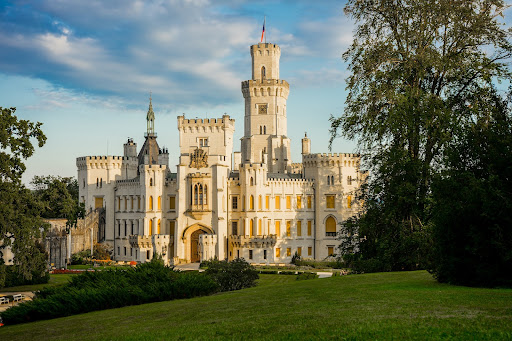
left=331, top=1, right=512, bottom=271
left=429, top=90, right=512, bottom=286
left=0, top=107, right=47, bottom=286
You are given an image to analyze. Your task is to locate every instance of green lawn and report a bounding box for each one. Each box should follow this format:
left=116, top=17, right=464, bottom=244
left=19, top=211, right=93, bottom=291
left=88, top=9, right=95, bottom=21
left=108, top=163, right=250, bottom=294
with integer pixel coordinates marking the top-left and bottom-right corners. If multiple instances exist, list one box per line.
left=1, top=271, right=511, bottom=340
left=0, top=274, right=74, bottom=293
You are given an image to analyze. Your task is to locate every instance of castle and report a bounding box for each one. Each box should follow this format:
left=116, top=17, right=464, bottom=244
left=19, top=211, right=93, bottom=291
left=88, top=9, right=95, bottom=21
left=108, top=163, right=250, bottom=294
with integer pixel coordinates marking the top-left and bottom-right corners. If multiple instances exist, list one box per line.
left=77, top=42, right=361, bottom=265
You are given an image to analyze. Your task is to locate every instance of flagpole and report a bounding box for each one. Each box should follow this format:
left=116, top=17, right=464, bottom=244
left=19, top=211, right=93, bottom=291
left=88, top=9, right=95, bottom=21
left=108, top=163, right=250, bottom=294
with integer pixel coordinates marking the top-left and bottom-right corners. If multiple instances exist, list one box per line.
left=264, top=16, right=266, bottom=44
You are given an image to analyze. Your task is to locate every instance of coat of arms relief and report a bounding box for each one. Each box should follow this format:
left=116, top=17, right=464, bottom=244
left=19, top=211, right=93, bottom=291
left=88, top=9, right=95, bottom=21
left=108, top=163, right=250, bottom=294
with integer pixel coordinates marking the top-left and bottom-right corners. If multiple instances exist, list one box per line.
left=190, top=148, right=208, bottom=169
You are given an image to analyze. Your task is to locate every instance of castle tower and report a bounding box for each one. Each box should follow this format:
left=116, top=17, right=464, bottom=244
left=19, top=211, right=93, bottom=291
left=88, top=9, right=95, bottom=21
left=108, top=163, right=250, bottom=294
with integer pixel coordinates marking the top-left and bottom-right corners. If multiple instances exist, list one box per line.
left=241, top=43, right=291, bottom=173
left=302, top=133, right=311, bottom=155
left=138, top=96, right=161, bottom=167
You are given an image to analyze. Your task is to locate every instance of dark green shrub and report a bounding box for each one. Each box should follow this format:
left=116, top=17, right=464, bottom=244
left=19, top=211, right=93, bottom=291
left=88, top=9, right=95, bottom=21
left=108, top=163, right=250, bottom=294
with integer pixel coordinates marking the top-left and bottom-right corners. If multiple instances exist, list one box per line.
left=258, top=270, right=279, bottom=275
left=205, top=258, right=259, bottom=291
left=291, top=252, right=301, bottom=265
left=296, top=272, right=318, bottom=280
left=352, top=258, right=385, bottom=274
left=3, top=265, right=50, bottom=288
left=1, top=259, right=218, bottom=325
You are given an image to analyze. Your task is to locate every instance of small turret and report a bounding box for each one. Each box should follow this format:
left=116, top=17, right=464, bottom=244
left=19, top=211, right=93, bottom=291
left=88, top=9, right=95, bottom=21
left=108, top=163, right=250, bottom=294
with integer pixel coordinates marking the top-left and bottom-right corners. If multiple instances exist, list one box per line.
left=302, top=132, right=311, bottom=155
left=123, top=138, right=137, bottom=158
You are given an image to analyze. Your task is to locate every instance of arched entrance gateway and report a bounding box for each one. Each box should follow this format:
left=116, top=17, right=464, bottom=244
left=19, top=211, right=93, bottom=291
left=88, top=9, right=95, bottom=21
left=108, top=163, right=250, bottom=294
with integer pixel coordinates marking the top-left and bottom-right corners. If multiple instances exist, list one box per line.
left=182, top=224, right=214, bottom=263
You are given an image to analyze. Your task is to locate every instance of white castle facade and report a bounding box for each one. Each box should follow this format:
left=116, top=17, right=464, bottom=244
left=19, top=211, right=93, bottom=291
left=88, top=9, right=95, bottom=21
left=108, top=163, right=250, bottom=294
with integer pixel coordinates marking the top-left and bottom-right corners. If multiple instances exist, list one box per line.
left=77, top=43, right=361, bottom=265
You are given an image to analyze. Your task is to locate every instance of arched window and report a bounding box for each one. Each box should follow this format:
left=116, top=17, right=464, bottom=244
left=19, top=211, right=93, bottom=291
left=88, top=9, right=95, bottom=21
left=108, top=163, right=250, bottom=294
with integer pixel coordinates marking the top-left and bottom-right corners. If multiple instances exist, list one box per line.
left=327, top=176, right=331, bottom=185
left=332, top=175, right=335, bottom=184
left=258, top=219, right=262, bottom=235
left=96, top=178, right=99, bottom=187
left=347, top=195, right=352, bottom=208
left=100, top=178, right=103, bottom=188
left=149, top=220, right=153, bottom=235
left=149, top=178, right=153, bottom=186
left=83, top=179, right=85, bottom=188
left=204, top=185, right=208, bottom=205
left=250, top=219, right=254, bottom=236
left=260, top=126, right=262, bottom=134
left=149, top=196, right=153, bottom=210
left=258, top=195, right=262, bottom=210
left=158, top=196, right=161, bottom=210
left=199, top=184, right=203, bottom=205
left=261, top=66, right=266, bottom=79
left=157, top=219, right=161, bottom=234
left=250, top=177, right=254, bottom=186
left=194, top=184, right=198, bottom=205
left=263, top=126, right=266, bottom=134
left=250, top=195, right=254, bottom=210
left=326, top=216, right=336, bottom=235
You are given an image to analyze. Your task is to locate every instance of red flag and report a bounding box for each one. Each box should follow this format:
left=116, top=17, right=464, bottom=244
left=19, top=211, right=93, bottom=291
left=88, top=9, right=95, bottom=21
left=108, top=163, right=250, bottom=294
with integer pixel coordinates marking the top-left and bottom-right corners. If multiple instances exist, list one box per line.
left=260, top=17, right=265, bottom=43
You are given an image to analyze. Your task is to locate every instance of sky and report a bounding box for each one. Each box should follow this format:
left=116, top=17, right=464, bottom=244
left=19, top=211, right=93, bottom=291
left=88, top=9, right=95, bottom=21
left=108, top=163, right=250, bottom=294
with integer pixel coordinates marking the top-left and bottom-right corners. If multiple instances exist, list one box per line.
left=1, top=0, right=354, bottom=185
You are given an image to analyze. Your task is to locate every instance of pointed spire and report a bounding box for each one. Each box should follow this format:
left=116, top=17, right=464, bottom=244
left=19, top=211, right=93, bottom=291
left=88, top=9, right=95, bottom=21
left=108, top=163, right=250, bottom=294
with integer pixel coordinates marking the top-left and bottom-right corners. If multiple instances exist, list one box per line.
left=147, top=91, right=155, bottom=135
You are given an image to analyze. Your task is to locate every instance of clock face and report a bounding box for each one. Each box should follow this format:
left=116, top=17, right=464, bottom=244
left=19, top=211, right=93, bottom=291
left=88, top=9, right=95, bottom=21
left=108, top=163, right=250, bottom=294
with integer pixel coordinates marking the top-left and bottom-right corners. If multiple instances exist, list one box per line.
left=259, top=104, right=268, bottom=115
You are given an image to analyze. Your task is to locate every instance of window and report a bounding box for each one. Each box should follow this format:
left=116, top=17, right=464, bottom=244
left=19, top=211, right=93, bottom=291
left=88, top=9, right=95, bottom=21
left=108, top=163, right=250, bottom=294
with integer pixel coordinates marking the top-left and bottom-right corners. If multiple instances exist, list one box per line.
left=347, top=195, right=352, bottom=208
left=158, top=196, right=161, bottom=210
left=275, top=220, right=281, bottom=236
left=258, top=219, right=262, bottom=235
left=124, top=198, right=127, bottom=211
left=326, top=195, right=335, bottom=209
left=297, top=195, right=302, bottom=209
left=276, top=248, right=281, bottom=258
left=297, top=221, right=302, bottom=237
left=264, top=250, right=267, bottom=259
left=124, top=247, right=126, bottom=256
left=259, top=104, right=268, bottom=114
left=118, top=246, right=120, bottom=255
left=150, top=178, right=153, bottom=186
left=147, top=250, right=150, bottom=260
left=131, top=222, right=134, bottom=235
left=194, top=184, right=198, bottom=205
left=131, top=248, right=133, bottom=256
left=138, top=196, right=141, bottom=210
left=307, top=196, right=312, bottom=209
left=286, top=248, right=291, bottom=257
left=118, top=223, right=121, bottom=236
left=242, top=195, right=245, bottom=211
left=199, top=138, right=208, bottom=147
left=118, top=197, right=121, bottom=211
left=250, top=219, right=254, bottom=236
left=258, top=195, right=262, bottom=210
left=298, top=247, right=302, bottom=257
left=250, top=195, right=254, bottom=210
left=170, top=221, right=175, bottom=236
left=328, top=246, right=334, bottom=256
left=260, top=126, right=263, bottom=134
left=265, top=195, right=270, bottom=209
left=232, top=196, right=238, bottom=210
left=327, top=176, right=330, bottom=185
left=149, top=196, right=153, bottom=210
left=250, top=177, right=254, bottom=186
left=232, top=221, right=238, bottom=235
left=149, top=220, right=153, bottom=235
left=308, top=247, right=312, bottom=256
left=157, top=219, right=161, bottom=234
left=286, top=196, right=291, bottom=209
left=124, top=222, right=127, bottom=236
left=326, top=216, right=336, bottom=236
left=263, top=126, right=266, bottom=134
left=131, top=197, right=134, bottom=210
left=275, top=196, right=281, bottom=209
left=169, top=196, right=176, bottom=210
left=199, top=184, right=203, bottom=205
left=286, top=221, right=291, bottom=237
left=249, top=250, right=253, bottom=260
left=261, top=66, right=266, bottom=79
left=308, top=221, right=312, bottom=236
left=347, top=176, right=352, bottom=185
left=96, top=178, right=99, bottom=187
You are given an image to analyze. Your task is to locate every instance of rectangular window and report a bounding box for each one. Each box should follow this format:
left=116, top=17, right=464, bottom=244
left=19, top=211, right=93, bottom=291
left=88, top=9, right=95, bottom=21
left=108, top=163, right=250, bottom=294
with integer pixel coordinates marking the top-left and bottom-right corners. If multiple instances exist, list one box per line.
left=170, top=221, right=176, bottom=236
left=124, top=198, right=127, bottom=211
left=347, top=176, right=352, bottom=185
left=328, top=246, right=334, bottom=256
left=326, top=195, right=335, bottom=209
left=249, top=250, right=253, bottom=260
left=298, top=247, right=302, bottom=257
left=124, top=247, right=126, bottom=256
left=297, top=195, right=302, bottom=209
left=307, top=195, right=312, bottom=209
left=308, top=221, right=312, bottom=236
left=232, top=196, right=238, bottom=210
left=275, top=196, right=281, bottom=209
left=286, top=248, right=291, bottom=257
left=297, top=221, right=302, bottom=237
left=138, top=196, right=141, bottom=210
left=169, top=196, right=176, bottom=210
left=147, top=250, right=150, bottom=259
left=117, top=246, right=120, bottom=255
left=286, top=221, right=291, bottom=237
left=276, top=248, right=281, bottom=258
left=258, top=195, right=262, bottom=210
left=308, top=247, right=312, bottom=256
left=232, top=221, right=238, bottom=235
left=265, top=195, right=270, bottom=209
left=286, top=196, right=291, bottom=209
left=347, top=195, right=352, bottom=208
left=131, top=248, right=133, bottom=256
left=118, top=197, right=121, bottom=211
left=95, top=197, right=103, bottom=209
left=131, top=197, right=134, bottom=210
left=264, top=250, right=267, bottom=259
left=199, top=138, right=208, bottom=147
left=275, top=220, right=281, bottom=236
left=258, top=220, right=262, bottom=235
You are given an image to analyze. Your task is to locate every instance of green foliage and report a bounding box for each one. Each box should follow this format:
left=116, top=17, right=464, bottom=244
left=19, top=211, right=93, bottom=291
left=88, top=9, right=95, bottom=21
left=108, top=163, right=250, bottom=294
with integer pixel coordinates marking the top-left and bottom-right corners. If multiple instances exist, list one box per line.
left=199, top=256, right=219, bottom=269
left=296, top=272, right=318, bottom=280
left=204, top=258, right=259, bottom=291
left=429, top=91, right=512, bottom=286
left=331, top=0, right=512, bottom=274
left=1, top=260, right=218, bottom=325
left=290, top=251, right=301, bottom=265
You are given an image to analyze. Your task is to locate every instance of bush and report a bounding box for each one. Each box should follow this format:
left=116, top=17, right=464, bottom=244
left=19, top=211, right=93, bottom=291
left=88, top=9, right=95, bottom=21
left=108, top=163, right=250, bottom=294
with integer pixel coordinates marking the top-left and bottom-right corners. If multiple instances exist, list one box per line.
left=3, top=265, right=50, bottom=288
left=351, top=258, right=386, bottom=274
left=296, top=272, right=318, bottom=280
left=205, top=258, right=259, bottom=291
left=291, top=252, right=301, bottom=265
left=1, top=258, right=218, bottom=325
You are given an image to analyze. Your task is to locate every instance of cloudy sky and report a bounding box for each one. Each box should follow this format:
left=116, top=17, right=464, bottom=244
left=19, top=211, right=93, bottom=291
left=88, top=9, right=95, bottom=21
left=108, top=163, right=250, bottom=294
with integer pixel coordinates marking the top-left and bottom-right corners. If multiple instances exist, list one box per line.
left=1, top=0, right=356, bottom=184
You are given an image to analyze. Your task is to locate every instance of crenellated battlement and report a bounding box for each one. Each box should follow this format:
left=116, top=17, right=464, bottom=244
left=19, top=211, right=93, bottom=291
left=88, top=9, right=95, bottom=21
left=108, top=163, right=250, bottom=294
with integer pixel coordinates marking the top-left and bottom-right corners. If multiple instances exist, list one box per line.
left=303, top=153, right=361, bottom=168
left=241, top=79, right=289, bottom=88
left=76, top=155, right=137, bottom=170
left=250, top=43, right=280, bottom=56
left=303, top=153, right=360, bottom=160
left=177, top=114, right=235, bottom=129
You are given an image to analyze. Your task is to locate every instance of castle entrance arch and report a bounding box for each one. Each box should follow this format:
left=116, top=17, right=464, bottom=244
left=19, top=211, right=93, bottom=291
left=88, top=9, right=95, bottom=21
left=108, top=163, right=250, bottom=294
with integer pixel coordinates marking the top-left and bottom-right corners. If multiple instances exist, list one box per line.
left=182, top=224, right=214, bottom=263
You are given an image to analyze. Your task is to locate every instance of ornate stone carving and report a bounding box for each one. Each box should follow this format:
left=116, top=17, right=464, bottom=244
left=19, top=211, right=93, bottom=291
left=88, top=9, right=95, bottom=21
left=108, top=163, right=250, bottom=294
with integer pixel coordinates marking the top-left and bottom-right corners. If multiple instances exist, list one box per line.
left=190, top=148, right=208, bottom=169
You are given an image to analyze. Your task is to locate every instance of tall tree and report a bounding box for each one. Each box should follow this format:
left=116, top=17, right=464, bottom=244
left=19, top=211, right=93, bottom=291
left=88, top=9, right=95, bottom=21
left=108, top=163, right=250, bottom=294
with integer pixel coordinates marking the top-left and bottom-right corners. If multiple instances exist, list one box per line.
left=0, top=107, right=47, bottom=285
left=331, top=0, right=512, bottom=270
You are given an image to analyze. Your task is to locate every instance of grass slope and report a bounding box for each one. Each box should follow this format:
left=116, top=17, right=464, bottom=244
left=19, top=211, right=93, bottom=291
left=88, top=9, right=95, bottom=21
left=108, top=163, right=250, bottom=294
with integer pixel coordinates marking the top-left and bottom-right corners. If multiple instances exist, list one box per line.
left=1, top=271, right=511, bottom=340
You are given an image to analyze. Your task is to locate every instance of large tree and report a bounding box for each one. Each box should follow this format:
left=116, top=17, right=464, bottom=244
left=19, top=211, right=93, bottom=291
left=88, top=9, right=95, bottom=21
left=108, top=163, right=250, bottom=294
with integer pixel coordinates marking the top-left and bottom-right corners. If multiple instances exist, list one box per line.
left=332, top=0, right=512, bottom=270
left=0, top=107, right=47, bottom=286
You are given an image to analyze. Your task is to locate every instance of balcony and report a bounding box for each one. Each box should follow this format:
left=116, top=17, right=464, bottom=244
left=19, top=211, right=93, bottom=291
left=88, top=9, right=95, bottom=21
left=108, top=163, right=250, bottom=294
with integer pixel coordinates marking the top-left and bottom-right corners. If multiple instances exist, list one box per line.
left=230, top=235, right=277, bottom=248
left=325, top=232, right=337, bottom=237
left=186, top=205, right=211, bottom=219
left=129, top=234, right=173, bottom=249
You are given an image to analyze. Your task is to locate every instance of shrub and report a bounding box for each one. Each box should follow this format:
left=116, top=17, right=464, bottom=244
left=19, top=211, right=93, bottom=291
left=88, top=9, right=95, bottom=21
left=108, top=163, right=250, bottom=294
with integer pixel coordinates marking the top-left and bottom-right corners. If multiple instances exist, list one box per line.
left=296, top=272, right=318, bottom=280
left=205, top=258, right=259, bottom=291
left=1, top=258, right=218, bottom=325
left=291, top=252, right=301, bottom=265
left=351, top=258, right=385, bottom=274
left=3, top=265, right=50, bottom=288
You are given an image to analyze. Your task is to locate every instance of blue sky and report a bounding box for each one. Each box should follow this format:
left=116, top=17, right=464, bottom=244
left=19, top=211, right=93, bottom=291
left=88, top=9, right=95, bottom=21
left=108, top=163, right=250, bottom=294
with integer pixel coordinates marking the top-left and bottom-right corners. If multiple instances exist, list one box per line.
left=1, top=1, right=354, bottom=184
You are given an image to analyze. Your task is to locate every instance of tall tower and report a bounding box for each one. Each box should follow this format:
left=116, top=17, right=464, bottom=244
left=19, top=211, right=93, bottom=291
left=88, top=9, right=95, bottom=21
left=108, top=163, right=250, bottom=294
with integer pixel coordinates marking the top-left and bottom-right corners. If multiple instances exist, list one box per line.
left=241, top=43, right=291, bottom=173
